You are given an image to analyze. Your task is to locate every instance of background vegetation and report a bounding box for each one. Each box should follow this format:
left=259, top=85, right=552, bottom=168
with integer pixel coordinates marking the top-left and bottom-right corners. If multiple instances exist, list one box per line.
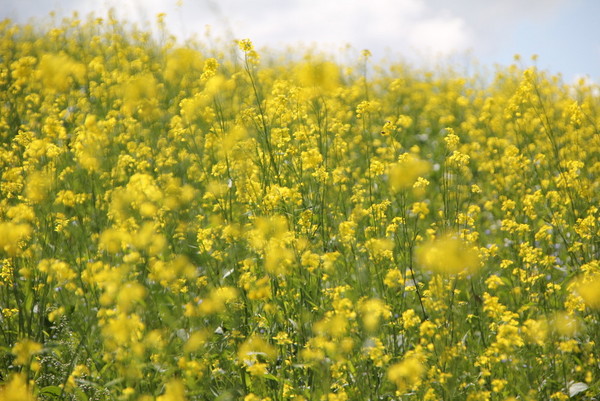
left=0, top=13, right=598, bottom=401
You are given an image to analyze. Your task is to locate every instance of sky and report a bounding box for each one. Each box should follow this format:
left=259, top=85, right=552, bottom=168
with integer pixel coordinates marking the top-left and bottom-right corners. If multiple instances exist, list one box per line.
left=1, top=0, right=599, bottom=82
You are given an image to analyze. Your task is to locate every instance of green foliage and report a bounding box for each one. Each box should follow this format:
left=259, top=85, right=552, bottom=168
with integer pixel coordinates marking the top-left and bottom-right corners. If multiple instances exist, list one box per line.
left=0, top=13, right=598, bottom=401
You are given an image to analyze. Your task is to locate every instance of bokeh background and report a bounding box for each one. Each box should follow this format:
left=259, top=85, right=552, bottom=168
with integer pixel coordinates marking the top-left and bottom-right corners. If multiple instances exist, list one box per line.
left=1, top=0, right=599, bottom=82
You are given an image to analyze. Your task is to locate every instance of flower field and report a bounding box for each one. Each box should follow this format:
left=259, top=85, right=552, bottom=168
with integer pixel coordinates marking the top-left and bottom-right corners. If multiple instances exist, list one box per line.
left=0, top=14, right=599, bottom=401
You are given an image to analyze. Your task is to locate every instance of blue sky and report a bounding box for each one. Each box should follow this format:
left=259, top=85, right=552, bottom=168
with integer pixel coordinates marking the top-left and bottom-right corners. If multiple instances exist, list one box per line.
left=1, top=0, right=598, bottom=82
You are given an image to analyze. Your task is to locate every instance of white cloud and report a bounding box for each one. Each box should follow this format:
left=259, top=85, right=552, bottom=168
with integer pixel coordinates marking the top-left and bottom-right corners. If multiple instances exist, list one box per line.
left=0, top=0, right=474, bottom=56
left=408, top=15, right=471, bottom=55
left=172, top=0, right=472, bottom=61
left=0, top=0, right=473, bottom=64
left=1, top=0, right=595, bottom=80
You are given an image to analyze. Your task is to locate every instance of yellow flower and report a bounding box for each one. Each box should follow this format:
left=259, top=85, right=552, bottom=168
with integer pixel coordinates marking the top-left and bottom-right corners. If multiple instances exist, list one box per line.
left=443, top=128, right=460, bottom=151
left=25, top=170, right=52, bottom=203
left=401, top=309, right=421, bottom=329
left=389, top=154, right=430, bottom=191
left=301, top=250, right=321, bottom=272
left=363, top=238, right=394, bottom=261
left=296, top=60, right=340, bottom=92
left=338, top=221, right=357, bottom=245
left=415, top=234, right=481, bottom=275
left=0, top=373, right=36, bottom=401
left=184, top=330, right=209, bottom=353
left=300, top=148, right=323, bottom=170
left=522, top=318, right=548, bottom=346
left=101, top=312, right=145, bottom=350
left=387, top=356, right=424, bottom=392
left=384, top=268, right=403, bottom=288
left=12, top=339, right=42, bottom=366
left=264, top=241, right=294, bottom=275
left=553, top=312, right=579, bottom=337
left=157, top=379, right=186, bottom=401
left=238, top=335, right=277, bottom=376
left=37, top=53, right=85, bottom=92
left=6, top=204, right=35, bottom=222
left=491, top=379, right=507, bottom=393
left=359, top=298, right=391, bottom=331
left=99, top=228, right=130, bottom=254
left=197, top=286, right=238, bottom=315
left=485, top=275, right=505, bottom=290
left=121, top=73, right=160, bottom=118
left=410, top=201, right=430, bottom=219
left=238, top=38, right=254, bottom=52
left=570, top=273, right=600, bottom=309
left=246, top=362, right=268, bottom=377
left=116, top=281, right=147, bottom=312
left=165, top=47, right=203, bottom=84
left=272, top=331, right=292, bottom=346
left=0, top=222, right=32, bottom=256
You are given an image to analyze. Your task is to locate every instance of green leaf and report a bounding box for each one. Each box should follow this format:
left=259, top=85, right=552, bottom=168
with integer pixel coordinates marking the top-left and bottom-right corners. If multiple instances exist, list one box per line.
left=39, top=386, right=62, bottom=397
left=263, top=373, right=280, bottom=382
left=104, top=378, right=124, bottom=388
left=25, top=290, right=34, bottom=314
left=74, top=387, right=89, bottom=401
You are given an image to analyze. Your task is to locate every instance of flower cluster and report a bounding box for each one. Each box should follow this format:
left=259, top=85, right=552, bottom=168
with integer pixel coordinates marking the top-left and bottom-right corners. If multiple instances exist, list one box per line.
left=0, top=14, right=598, bottom=401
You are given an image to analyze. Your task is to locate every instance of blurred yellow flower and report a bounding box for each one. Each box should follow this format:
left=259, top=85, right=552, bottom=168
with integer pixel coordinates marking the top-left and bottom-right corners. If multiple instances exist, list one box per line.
left=0, top=373, right=36, bottom=401
left=25, top=170, right=52, bottom=203
left=238, top=335, right=277, bottom=377
left=359, top=298, right=391, bottom=331
left=415, top=234, right=481, bottom=275
left=157, top=379, right=186, bottom=401
left=296, top=60, right=340, bottom=92
left=389, top=154, right=430, bottom=192
left=0, top=222, right=32, bottom=256
left=387, top=356, right=424, bottom=392
left=570, top=273, right=600, bottom=309
left=12, top=339, right=42, bottom=366
left=37, top=53, right=85, bottom=92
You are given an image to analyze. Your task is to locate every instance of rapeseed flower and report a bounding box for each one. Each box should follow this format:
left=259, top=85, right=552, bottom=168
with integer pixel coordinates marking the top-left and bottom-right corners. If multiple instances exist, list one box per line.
left=387, top=356, right=424, bottom=392
left=12, top=339, right=42, bottom=366
left=0, top=13, right=598, bottom=401
left=157, top=379, right=186, bottom=401
left=570, top=273, right=600, bottom=309
left=0, top=222, right=31, bottom=256
left=0, top=374, right=36, bottom=401
left=389, top=154, right=430, bottom=191
left=415, top=233, right=481, bottom=274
